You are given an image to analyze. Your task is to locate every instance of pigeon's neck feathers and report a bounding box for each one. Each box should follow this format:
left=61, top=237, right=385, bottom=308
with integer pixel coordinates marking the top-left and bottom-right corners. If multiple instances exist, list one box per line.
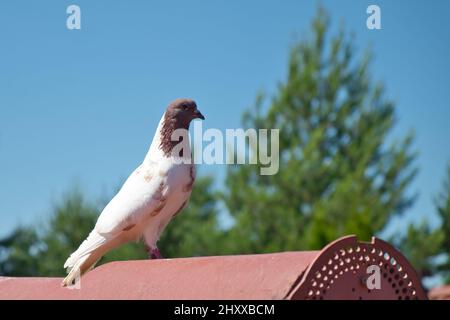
left=144, top=112, right=191, bottom=163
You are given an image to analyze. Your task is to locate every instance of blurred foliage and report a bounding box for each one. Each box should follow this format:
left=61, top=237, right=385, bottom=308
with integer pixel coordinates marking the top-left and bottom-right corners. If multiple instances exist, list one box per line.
left=394, top=164, right=450, bottom=283
left=0, top=227, right=40, bottom=276
left=394, top=221, right=444, bottom=280
left=436, top=165, right=450, bottom=282
left=223, top=8, right=417, bottom=253
left=0, top=8, right=448, bottom=287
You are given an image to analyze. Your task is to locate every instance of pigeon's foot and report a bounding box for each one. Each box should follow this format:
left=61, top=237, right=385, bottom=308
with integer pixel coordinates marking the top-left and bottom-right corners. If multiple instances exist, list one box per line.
left=146, top=246, right=163, bottom=259
left=150, top=248, right=163, bottom=259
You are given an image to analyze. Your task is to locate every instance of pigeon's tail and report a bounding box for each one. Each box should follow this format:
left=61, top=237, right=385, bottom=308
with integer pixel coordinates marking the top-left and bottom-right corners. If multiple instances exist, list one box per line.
left=61, top=230, right=108, bottom=287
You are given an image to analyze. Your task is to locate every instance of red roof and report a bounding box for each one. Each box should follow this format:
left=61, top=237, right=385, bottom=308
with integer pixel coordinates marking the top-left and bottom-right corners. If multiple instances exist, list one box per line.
left=428, top=285, right=450, bottom=300
left=0, top=235, right=428, bottom=300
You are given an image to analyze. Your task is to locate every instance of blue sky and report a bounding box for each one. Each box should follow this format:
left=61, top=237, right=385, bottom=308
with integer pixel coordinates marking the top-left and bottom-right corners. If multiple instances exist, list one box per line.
left=0, top=0, right=449, bottom=238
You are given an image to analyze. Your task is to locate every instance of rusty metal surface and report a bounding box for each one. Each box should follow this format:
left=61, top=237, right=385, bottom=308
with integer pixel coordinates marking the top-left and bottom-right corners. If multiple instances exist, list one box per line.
left=287, top=235, right=427, bottom=300
left=0, top=252, right=318, bottom=300
left=428, top=285, right=450, bottom=300
left=0, top=235, right=427, bottom=300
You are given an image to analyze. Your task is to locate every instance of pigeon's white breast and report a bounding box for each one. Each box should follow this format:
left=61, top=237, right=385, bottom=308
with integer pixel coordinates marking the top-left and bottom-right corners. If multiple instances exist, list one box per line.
left=139, top=161, right=194, bottom=245
left=157, top=161, right=194, bottom=216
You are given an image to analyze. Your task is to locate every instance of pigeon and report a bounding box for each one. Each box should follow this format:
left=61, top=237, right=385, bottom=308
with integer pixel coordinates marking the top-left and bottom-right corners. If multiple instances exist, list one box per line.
left=61, top=98, right=205, bottom=287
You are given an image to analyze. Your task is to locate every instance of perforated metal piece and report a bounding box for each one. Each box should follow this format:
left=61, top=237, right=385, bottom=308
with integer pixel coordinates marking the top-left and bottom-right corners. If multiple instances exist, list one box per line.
left=287, top=235, right=427, bottom=300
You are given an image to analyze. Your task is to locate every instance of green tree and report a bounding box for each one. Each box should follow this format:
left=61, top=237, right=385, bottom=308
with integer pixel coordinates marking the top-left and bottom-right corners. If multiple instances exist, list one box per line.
left=396, top=164, right=450, bottom=284
left=0, top=227, right=40, bottom=276
left=0, top=190, right=99, bottom=276
left=395, top=221, right=444, bottom=281
left=0, top=176, right=221, bottom=276
left=435, top=164, right=450, bottom=282
left=223, top=8, right=417, bottom=254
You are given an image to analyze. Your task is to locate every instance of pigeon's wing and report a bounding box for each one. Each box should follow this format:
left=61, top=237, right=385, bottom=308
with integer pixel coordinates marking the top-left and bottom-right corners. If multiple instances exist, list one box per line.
left=62, top=165, right=169, bottom=286
left=94, top=165, right=169, bottom=237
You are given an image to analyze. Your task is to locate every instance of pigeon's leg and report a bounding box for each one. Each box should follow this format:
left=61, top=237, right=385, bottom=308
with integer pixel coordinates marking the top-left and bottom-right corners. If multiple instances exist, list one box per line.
left=150, top=247, right=163, bottom=259
left=145, top=244, right=164, bottom=259
left=144, top=219, right=171, bottom=259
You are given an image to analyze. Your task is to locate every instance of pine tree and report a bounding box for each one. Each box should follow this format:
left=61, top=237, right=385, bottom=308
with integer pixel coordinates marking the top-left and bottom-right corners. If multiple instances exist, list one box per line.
left=395, top=222, right=444, bottom=281
left=223, top=8, right=417, bottom=253
left=435, top=164, right=450, bottom=282
left=396, top=164, right=449, bottom=284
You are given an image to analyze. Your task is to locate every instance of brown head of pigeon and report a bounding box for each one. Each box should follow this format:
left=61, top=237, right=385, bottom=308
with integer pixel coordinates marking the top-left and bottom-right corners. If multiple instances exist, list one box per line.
left=62, top=98, right=205, bottom=287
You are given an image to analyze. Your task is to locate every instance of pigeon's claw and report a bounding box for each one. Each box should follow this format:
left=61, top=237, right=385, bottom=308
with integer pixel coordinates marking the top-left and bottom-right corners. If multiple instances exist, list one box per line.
left=148, top=247, right=163, bottom=259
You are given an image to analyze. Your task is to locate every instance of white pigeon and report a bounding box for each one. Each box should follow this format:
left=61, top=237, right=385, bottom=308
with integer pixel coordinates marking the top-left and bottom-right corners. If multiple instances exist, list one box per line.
left=61, top=98, right=205, bottom=286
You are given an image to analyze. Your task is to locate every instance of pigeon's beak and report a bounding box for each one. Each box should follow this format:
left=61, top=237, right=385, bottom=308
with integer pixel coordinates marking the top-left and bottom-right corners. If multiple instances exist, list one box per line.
left=193, top=109, right=205, bottom=120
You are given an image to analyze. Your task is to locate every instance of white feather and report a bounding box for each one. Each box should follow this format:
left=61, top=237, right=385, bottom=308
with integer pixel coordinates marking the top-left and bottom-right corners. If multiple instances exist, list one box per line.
left=62, top=111, right=195, bottom=286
